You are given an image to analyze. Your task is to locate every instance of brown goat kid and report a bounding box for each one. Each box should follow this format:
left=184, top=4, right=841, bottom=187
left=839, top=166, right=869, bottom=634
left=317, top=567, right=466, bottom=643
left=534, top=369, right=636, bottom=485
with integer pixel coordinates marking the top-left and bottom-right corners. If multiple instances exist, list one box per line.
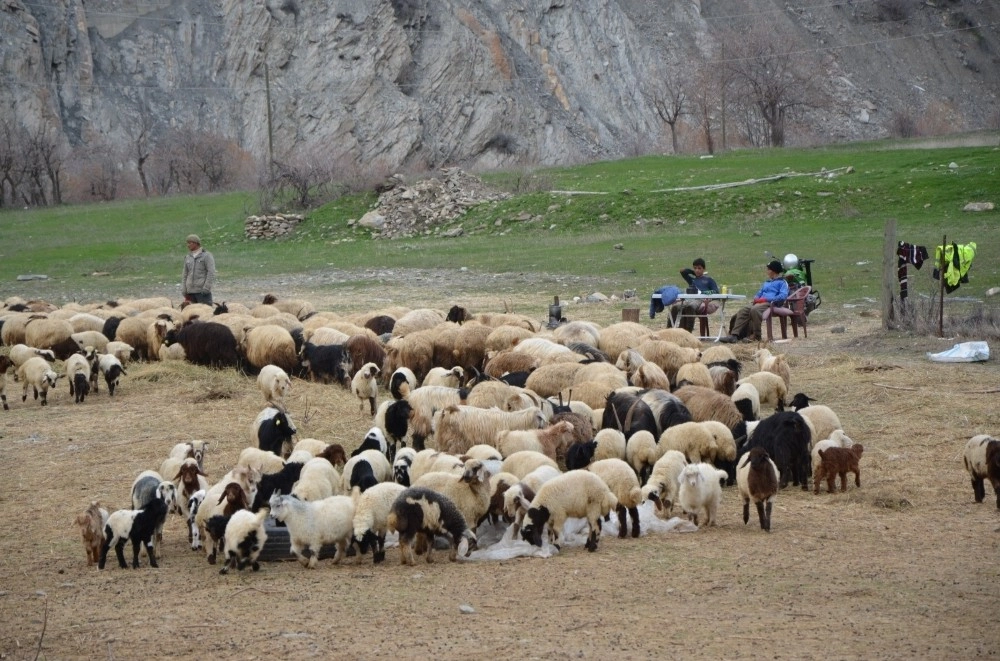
left=74, top=502, right=107, bottom=566
left=814, top=444, right=864, bottom=494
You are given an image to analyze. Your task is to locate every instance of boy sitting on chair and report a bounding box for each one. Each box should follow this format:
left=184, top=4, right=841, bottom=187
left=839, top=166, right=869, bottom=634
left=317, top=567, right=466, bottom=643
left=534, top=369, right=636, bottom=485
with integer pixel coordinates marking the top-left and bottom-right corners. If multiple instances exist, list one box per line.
left=672, top=258, right=719, bottom=333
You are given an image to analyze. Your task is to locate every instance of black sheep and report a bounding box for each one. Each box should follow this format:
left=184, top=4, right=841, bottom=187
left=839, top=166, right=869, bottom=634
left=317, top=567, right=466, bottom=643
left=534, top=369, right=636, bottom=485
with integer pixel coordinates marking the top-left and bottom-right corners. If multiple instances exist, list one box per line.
left=299, top=341, right=352, bottom=386
left=388, top=487, right=477, bottom=565
left=384, top=399, right=412, bottom=451
left=349, top=459, right=379, bottom=493
left=565, top=440, right=598, bottom=470
left=251, top=461, right=305, bottom=511
left=364, top=315, right=396, bottom=336
left=739, top=411, right=812, bottom=490
left=602, top=391, right=657, bottom=439
left=165, top=320, right=241, bottom=369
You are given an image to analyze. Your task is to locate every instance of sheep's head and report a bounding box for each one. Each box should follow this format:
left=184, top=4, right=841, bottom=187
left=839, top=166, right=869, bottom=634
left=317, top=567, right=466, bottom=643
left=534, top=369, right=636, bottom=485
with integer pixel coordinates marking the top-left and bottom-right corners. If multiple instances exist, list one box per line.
left=156, top=482, right=178, bottom=511
left=461, top=459, right=487, bottom=485
left=521, top=506, right=550, bottom=547
left=679, top=465, right=702, bottom=489
left=268, top=492, right=290, bottom=520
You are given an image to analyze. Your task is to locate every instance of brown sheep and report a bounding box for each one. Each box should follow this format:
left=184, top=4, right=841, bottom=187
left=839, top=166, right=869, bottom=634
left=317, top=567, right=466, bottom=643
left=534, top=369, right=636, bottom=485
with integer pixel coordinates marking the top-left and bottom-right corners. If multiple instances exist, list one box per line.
left=814, top=444, right=864, bottom=494
left=345, top=333, right=387, bottom=377
left=74, top=502, right=108, bottom=567
left=484, top=350, right=540, bottom=378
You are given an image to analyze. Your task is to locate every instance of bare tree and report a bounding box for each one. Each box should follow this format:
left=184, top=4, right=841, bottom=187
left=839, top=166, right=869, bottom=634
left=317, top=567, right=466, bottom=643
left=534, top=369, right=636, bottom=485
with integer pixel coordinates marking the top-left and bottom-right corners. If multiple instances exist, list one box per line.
left=75, top=141, right=122, bottom=201
left=25, top=124, right=66, bottom=204
left=723, top=22, right=826, bottom=147
left=648, top=70, right=688, bottom=154
left=127, top=109, right=155, bottom=197
left=0, top=118, right=28, bottom=208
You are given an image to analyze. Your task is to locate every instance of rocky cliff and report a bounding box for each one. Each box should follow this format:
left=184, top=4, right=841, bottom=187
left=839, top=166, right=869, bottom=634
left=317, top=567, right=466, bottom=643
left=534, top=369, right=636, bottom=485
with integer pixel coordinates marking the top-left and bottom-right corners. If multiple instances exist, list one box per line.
left=2, top=0, right=998, bottom=178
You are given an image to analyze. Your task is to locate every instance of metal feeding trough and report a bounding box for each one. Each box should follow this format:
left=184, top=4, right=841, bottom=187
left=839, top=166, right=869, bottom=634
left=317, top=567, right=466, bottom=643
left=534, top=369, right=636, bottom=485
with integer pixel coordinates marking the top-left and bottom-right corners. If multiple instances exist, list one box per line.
left=547, top=296, right=564, bottom=328
left=256, top=518, right=341, bottom=563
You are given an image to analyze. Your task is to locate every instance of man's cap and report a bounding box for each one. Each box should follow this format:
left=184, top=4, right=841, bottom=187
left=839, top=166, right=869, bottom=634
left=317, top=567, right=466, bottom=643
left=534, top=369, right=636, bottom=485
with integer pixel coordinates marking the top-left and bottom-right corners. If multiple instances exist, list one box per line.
left=766, top=259, right=784, bottom=273
left=186, top=234, right=201, bottom=245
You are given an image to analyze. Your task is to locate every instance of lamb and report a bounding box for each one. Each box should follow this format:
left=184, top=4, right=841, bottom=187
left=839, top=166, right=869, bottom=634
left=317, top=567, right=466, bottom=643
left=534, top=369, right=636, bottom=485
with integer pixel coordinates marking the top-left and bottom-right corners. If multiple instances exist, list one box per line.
left=250, top=460, right=306, bottom=511
left=520, top=470, right=618, bottom=552
left=194, top=465, right=261, bottom=558
left=676, top=462, right=728, bottom=527
left=811, top=429, right=856, bottom=475
left=625, top=430, right=662, bottom=485
left=389, top=367, right=418, bottom=399
left=269, top=492, right=358, bottom=567
left=740, top=411, right=812, bottom=490
left=641, top=450, right=688, bottom=516
left=593, top=428, right=628, bottom=462
left=64, top=351, right=92, bottom=403
left=393, top=447, right=418, bottom=486
left=97, top=353, right=127, bottom=396
left=98, top=484, right=171, bottom=569
left=341, top=449, right=393, bottom=493
left=752, top=347, right=791, bottom=388
left=104, top=341, right=138, bottom=364
left=172, top=458, right=209, bottom=522
left=500, top=450, right=560, bottom=479
left=387, top=486, right=478, bottom=565
left=708, top=364, right=739, bottom=396
left=74, top=501, right=109, bottom=566
left=422, top=366, right=465, bottom=388
left=433, top=404, right=547, bottom=456
left=413, top=458, right=493, bottom=529
left=735, top=371, right=788, bottom=411
left=495, top=420, right=576, bottom=461
left=737, top=447, right=780, bottom=531
left=963, top=434, right=1000, bottom=507
left=501, top=464, right=561, bottom=533
left=257, top=364, right=292, bottom=411
left=131, top=470, right=178, bottom=560
left=352, top=481, right=407, bottom=563
left=292, top=457, right=342, bottom=501
left=17, top=355, right=60, bottom=406
left=349, top=362, right=381, bottom=416
left=814, top=445, right=864, bottom=494
left=254, top=406, right=298, bottom=456
left=219, top=509, right=270, bottom=575
left=239, top=324, right=299, bottom=374
left=203, top=482, right=253, bottom=564
left=587, top=458, right=643, bottom=538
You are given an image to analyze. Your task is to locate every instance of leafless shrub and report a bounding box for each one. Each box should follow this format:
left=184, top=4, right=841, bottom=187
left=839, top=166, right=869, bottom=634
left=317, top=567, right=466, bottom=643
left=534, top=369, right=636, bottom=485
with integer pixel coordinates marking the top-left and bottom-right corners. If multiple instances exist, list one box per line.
left=894, top=296, right=1000, bottom=340
left=889, top=111, right=919, bottom=138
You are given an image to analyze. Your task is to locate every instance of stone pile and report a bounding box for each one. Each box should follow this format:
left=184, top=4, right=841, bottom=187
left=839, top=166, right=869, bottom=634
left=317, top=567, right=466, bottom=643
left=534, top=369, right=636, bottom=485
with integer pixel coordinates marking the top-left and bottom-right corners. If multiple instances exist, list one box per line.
left=245, top=214, right=305, bottom=239
left=353, top=168, right=511, bottom=239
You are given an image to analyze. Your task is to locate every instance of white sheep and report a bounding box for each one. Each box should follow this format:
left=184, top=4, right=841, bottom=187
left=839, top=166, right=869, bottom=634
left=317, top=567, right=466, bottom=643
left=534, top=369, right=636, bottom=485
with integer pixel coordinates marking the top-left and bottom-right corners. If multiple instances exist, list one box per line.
left=269, top=492, right=357, bottom=568
left=389, top=366, right=419, bottom=399
left=236, top=446, right=287, bottom=475
left=963, top=434, right=1000, bottom=506
left=97, top=353, right=127, bottom=396
left=660, top=421, right=722, bottom=465
left=291, top=457, right=342, bottom=501
left=677, top=462, right=728, bottom=527
left=752, top=347, right=791, bottom=388
left=641, top=449, right=688, bottom=517
left=735, top=372, right=787, bottom=411
left=587, top=458, right=643, bottom=538
left=520, top=470, right=618, bottom=552
left=104, top=341, right=137, bottom=364
left=240, top=324, right=299, bottom=374
left=341, top=449, right=393, bottom=493
left=8, top=343, right=57, bottom=371
left=393, top=446, right=418, bottom=486
left=432, top=404, right=548, bottom=456
left=494, top=420, right=576, bottom=461
left=408, top=449, right=465, bottom=484
left=351, top=481, right=407, bottom=563
left=731, top=382, right=761, bottom=421
left=257, top=364, right=292, bottom=411
left=194, top=465, right=260, bottom=555
left=71, top=329, right=109, bottom=354
left=98, top=488, right=170, bottom=569
left=675, top=361, right=713, bottom=389
left=219, top=508, right=269, bottom=574
left=625, top=429, right=663, bottom=484
left=797, top=404, right=843, bottom=445
left=499, top=450, right=560, bottom=479
left=737, top=447, right=780, bottom=531
left=17, top=355, right=60, bottom=406
left=64, top=352, right=92, bottom=403
left=422, top=366, right=465, bottom=388
left=352, top=362, right=381, bottom=416
left=593, top=428, right=627, bottom=462
left=413, top=458, right=493, bottom=529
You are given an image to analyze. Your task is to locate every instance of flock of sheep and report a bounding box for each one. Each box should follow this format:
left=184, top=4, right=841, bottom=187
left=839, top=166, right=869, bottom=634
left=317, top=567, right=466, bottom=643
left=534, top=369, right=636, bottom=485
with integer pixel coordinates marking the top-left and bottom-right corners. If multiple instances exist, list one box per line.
left=2, top=293, right=998, bottom=573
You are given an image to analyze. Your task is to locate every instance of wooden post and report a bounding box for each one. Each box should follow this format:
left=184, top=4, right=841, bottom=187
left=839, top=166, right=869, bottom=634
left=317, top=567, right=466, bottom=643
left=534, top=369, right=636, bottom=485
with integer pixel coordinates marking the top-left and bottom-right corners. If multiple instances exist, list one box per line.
left=882, top=219, right=896, bottom=329
left=622, top=308, right=640, bottom=323
left=938, top=234, right=946, bottom=337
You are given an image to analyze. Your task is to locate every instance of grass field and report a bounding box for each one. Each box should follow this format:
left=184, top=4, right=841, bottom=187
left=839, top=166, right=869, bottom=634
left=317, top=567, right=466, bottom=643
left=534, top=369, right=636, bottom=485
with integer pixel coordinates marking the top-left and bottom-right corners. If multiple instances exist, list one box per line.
left=1, top=142, right=997, bottom=314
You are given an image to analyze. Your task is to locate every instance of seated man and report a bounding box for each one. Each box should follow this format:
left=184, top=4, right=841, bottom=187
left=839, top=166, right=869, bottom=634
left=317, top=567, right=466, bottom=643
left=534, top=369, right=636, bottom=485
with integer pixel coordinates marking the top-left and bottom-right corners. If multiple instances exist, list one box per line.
left=722, top=260, right=789, bottom=342
left=671, top=258, right=719, bottom=333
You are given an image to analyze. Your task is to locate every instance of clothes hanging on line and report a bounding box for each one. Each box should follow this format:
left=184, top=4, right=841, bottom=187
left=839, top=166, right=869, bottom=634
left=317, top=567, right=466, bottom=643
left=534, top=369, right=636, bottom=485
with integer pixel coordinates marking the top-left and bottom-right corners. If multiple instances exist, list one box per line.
left=932, top=241, right=976, bottom=293
left=896, top=242, right=929, bottom=303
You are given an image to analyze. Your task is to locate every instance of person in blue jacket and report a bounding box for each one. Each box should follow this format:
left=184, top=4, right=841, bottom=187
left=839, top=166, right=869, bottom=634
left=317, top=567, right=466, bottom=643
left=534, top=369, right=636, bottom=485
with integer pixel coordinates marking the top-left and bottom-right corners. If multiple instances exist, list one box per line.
left=673, top=258, right=720, bottom=332
left=722, top=260, right=789, bottom=342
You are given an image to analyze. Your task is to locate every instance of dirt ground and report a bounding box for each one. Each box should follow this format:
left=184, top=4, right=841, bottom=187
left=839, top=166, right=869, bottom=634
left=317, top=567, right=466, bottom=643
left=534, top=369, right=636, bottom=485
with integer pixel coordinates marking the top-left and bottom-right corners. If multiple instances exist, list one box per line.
left=1, top=274, right=998, bottom=660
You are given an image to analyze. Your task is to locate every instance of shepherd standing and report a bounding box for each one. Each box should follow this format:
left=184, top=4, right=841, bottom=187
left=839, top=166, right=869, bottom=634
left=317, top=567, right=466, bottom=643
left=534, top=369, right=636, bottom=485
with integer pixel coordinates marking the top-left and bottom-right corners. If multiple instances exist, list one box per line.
left=182, top=234, right=216, bottom=305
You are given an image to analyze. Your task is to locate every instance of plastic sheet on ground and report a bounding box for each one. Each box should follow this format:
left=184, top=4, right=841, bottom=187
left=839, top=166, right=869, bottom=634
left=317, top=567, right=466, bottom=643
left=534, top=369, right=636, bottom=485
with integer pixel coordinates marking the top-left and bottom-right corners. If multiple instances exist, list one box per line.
left=926, top=341, right=990, bottom=362
left=466, top=500, right=698, bottom=562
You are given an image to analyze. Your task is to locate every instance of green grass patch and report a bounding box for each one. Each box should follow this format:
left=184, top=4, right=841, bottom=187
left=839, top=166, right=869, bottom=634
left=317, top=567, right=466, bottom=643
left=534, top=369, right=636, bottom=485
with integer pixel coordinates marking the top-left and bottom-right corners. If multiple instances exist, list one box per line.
left=1, top=143, right=997, bottom=308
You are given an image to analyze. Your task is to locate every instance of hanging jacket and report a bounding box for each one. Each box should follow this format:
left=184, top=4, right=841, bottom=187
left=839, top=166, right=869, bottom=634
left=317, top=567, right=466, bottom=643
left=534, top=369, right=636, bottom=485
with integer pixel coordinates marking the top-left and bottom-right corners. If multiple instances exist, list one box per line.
left=933, top=242, right=976, bottom=293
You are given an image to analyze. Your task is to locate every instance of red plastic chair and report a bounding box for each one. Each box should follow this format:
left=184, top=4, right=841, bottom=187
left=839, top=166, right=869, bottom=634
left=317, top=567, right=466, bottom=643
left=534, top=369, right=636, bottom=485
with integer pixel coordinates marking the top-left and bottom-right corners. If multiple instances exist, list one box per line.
left=764, top=286, right=810, bottom=341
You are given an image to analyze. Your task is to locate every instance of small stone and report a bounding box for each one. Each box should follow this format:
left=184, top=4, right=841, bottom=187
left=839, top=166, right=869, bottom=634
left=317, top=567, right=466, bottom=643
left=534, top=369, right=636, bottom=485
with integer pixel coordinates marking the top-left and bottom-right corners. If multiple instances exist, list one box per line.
left=949, top=162, right=959, bottom=170
left=963, top=202, right=994, bottom=212
left=459, top=604, right=476, bottom=614
left=613, top=243, right=623, bottom=250
left=830, top=326, right=846, bottom=334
